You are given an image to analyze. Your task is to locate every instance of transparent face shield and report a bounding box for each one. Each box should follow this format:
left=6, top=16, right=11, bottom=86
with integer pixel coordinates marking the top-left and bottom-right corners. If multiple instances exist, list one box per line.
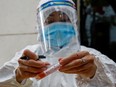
left=35, top=1, right=80, bottom=80
left=44, top=11, right=71, bottom=25
left=37, top=4, right=80, bottom=55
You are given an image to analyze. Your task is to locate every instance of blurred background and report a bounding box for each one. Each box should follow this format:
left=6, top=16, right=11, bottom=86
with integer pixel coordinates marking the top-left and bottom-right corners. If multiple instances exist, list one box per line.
left=0, top=0, right=39, bottom=66
left=74, top=0, right=116, bottom=62
left=0, top=0, right=116, bottom=67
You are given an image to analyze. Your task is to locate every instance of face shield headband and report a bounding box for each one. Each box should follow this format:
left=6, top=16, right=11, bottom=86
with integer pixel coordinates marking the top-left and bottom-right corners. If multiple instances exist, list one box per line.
left=36, top=1, right=79, bottom=53
left=37, top=1, right=78, bottom=30
left=38, top=1, right=76, bottom=11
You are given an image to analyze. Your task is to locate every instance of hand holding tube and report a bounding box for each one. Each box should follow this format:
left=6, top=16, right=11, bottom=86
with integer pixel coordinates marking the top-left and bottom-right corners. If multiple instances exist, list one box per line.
left=16, top=49, right=50, bottom=83
left=59, top=51, right=97, bottom=78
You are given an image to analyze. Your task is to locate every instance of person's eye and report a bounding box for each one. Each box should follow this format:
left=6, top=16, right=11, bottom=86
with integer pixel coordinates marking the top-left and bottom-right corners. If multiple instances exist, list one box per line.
left=60, top=19, right=66, bottom=22
left=48, top=20, right=54, bottom=24
left=45, top=20, right=54, bottom=25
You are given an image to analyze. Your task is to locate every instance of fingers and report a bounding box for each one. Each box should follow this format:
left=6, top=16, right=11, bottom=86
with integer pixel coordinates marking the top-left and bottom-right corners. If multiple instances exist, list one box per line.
left=23, top=49, right=37, bottom=60
left=22, top=72, right=38, bottom=78
left=59, top=59, right=85, bottom=71
left=17, top=58, right=50, bottom=80
left=16, top=49, right=51, bottom=81
left=59, top=52, right=96, bottom=77
left=17, top=49, right=51, bottom=80
left=59, top=62, right=93, bottom=73
left=16, top=68, right=38, bottom=79
left=59, top=51, right=90, bottom=66
left=59, top=54, right=95, bottom=71
left=19, top=49, right=50, bottom=68
left=60, top=63, right=97, bottom=78
left=18, top=59, right=49, bottom=68
left=18, top=64, right=47, bottom=74
left=60, top=67, right=90, bottom=75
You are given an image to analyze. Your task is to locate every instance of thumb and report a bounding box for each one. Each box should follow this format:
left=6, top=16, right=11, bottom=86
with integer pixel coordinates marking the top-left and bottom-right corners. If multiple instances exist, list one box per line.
left=23, top=49, right=37, bottom=60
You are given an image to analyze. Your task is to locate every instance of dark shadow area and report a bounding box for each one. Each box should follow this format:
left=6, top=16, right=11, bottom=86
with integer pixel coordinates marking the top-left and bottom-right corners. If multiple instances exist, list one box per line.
left=73, top=0, right=116, bottom=62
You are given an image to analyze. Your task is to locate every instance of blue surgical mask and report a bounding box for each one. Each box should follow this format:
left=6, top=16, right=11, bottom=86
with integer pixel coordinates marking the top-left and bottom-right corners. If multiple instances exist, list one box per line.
left=41, top=22, right=76, bottom=49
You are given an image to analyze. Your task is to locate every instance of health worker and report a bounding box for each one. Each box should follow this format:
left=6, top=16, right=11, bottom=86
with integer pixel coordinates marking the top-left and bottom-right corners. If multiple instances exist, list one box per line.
left=0, top=0, right=116, bottom=87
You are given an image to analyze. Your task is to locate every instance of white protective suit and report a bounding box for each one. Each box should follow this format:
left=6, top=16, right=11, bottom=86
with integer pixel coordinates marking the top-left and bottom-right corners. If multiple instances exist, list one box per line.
left=0, top=0, right=116, bottom=87
left=0, top=45, right=116, bottom=87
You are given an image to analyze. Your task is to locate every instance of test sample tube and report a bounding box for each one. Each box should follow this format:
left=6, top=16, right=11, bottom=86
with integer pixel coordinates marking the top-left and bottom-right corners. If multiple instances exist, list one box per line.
left=36, top=63, right=60, bottom=80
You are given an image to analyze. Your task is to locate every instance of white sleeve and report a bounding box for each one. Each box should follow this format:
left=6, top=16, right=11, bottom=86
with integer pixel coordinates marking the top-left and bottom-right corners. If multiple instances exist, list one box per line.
left=76, top=46, right=116, bottom=87
left=0, top=45, right=38, bottom=87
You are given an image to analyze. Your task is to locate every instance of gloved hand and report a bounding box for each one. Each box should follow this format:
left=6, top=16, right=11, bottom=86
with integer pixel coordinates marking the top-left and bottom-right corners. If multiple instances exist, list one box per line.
left=15, top=49, right=50, bottom=83
left=59, top=51, right=97, bottom=78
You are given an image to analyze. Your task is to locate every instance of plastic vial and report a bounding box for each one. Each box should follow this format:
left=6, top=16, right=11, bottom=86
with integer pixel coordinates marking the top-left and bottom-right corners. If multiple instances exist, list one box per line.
left=36, top=63, right=60, bottom=80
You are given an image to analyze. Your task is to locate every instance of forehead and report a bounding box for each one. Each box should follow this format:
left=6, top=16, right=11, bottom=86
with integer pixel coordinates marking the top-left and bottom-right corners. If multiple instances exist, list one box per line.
left=45, top=11, right=71, bottom=24
left=49, top=11, right=68, bottom=16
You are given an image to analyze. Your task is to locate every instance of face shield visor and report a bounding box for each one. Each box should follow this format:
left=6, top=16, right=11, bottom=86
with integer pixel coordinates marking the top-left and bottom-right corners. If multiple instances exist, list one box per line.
left=37, top=0, right=80, bottom=54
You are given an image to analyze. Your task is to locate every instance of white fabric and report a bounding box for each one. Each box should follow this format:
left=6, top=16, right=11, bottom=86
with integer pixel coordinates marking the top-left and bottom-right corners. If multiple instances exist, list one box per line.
left=37, top=0, right=74, bottom=9
left=0, top=44, right=116, bottom=87
left=36, top=0, right=78, bottom=44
